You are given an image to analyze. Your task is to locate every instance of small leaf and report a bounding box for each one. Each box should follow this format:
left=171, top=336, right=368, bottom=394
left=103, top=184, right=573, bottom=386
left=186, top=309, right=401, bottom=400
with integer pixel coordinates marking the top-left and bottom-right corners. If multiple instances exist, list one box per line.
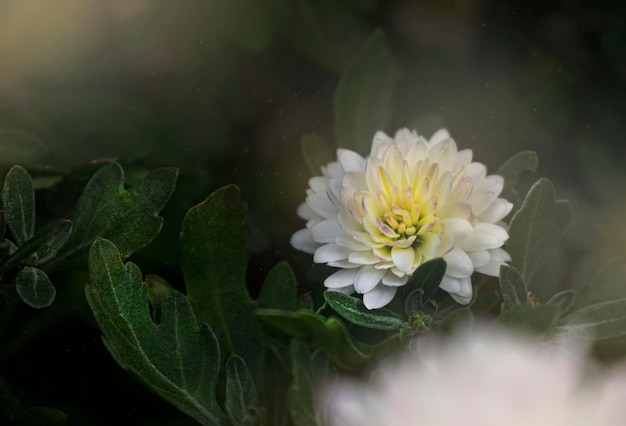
left=258, top=261, right=306, bottom=311
left=15, top=266, right=56, bottom=308
left=256, top=308, right=370, bottom=369
left=499, top=265, right=527, bottom=308
left=287, top=340, right=328, bottom=426
left=0, top=219, right=72, bottom=274
left=324, top=291, right=404, bottom=330
left=48, top=163, right=177, bottom=270
left=180, top=185, right=265, bottom=371
left=2, top=165, right=35, bottom=246
left=34, top=220, right=73, bottom=265
left=403, top=258, right=447, bottom=315
left=497, top=151, right=539, bottom=185
left=85, top=238, right=225, bottom=425
left=506, top=178, right=570, bottom=285
left=301, top=133, right=334, bottom=176
left=498, top=303, right=561, bottom=334
left=334, top=29, right=396, bottom=154
left=225, top=355, right=259, bottom=425
left=546, top=290, right=575, bottom=316
left=556, top=298, right=626, bottom=340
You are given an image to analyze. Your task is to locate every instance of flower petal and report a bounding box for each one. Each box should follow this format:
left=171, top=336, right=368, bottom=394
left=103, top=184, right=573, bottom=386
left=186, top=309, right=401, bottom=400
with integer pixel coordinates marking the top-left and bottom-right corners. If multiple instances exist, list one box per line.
left=324, top=269, right=359, bottom=288
left=306, top=193, right=338, bottom=219
left=475, top=247, right=511, bottom=276
left=337, top=149, right=366, bottom=173
left=314, top=243, right=351, bottom=263
left=348, top=250, right=379, bottom=265
left=382, top=271, right=409, bottom=286
left=354, top=265, right=386, bottom=294
left=443, top=247, right=474, bottom=278
left=477, top=198, right=513, bottom=223
left=391, top=246, right=416, bottom=273
left=290, top=228, right=318, bottom=254
left=464, top=223, right=509, bottom=251
left=297, top=202, right=319, bottom=221
left=439, top=275, right=472, bottom=303
left=311, top=219, right=344, bottom=243
left=362, top=284, right=397, bottom=309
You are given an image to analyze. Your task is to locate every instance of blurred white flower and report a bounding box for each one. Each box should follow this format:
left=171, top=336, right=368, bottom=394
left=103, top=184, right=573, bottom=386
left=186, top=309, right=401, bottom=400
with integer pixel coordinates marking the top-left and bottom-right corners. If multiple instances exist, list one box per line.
left=291, top=129, right=512, bottom=309
left=321, top=327, right=626, bottom=426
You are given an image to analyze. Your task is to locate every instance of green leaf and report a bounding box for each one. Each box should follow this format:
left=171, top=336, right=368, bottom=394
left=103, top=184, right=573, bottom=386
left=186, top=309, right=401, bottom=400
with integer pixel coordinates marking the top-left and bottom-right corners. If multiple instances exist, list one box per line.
left=34, top=220, right=73, bottom=265
left=506, top=178, right=570, bottom=285
left=225, top=355, right=259, bottom=425
left=287, top=340, right=328, bottom=426
left=334, top=29, right=395, bottom=154
left=499, top=265, right=527, bottom=308
left=258, top=261, right=307, bottom=312
left=403, top=258, right=447, bottom=315
left=49, top=163, right=177, bottom=270
left=15, top=266, right=56, bottom=309
left=498, top=303, right=561, bottom=334
left=85, top=238, right=224, bottom=425
left=556, top=298, right=626, bottom=340
left=2, top=165, right=35, bottom=246
left=0, top=129, right=48, bottom=166
left=301, top=133, right=334, bottom=176
left=180, top=184, right=265, bottom=370
left=145, top=274, right=175, bottom=323
left=256, top=308, right=370, bottom=369
left=0, top=219, right=72, bottom=274
left=324, top=291, right=404, bottom=330
left=546, top=290, right=575, bottom=316
left=497, top=151, right=538, bottom=185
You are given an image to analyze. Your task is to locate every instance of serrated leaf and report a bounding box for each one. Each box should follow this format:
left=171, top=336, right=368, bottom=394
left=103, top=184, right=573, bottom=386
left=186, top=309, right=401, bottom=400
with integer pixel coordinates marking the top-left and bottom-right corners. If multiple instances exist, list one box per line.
left=0, top=219, right=72, bottom=274
left=324, top=291, right=404, bottom=330
left=546, top=290, right=575, bottom=316
left=334, top=29, right=395, bottom=154
left=256, top=308, right=370, bottom=369
left=85, top=238, right=224, bottom=425
left=15, top=266, right=56, bottom=309
left=403, top=258, right=447, bottom=315
left=498, top=303, right=561, bottom=334
left=225, top=355, right=259, bottom=425
left=180, top=184, right=265, bottom=371
left=556, top=298, right=626, bottom=340
left=499, top=265, right=527, bottom=308
left=301, top=133, right=334, bottom=176
left=506, top=178, right=570, bottom=285
left=0, top=129, right=48, bottom=165
left=258, top=261, right=305, bottom=312
left=2, top=165, right=35, bottom=246
left=497, top=151, right=538, bottom=184
left=287, top=340, right=328, bottom=426
left=48, top=163, right=177, bottom=270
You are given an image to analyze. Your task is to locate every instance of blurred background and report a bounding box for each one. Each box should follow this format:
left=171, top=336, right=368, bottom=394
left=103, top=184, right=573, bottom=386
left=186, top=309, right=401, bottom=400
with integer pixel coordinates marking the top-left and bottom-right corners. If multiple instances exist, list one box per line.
left=1, top=0, right=626, bottom=423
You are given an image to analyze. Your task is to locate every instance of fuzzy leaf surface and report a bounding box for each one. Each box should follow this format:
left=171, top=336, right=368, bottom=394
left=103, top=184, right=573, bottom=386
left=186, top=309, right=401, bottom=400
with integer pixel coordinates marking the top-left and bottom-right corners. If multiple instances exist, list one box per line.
left=225, top=355, right=259, bottom=425
left=258, top=261, right=307, bottom=312
left=180, top=184, right=265, bottom=370
left=556, top=298, right=626, bottom=340
left=499, top=265, right=527, bottom=308
left=506, top=178, right=570, bottom=285
left=2, top=165, right=35, bottom=246
left=85, top=238, right=224, bottom=425
left=287, top=340, right=328, bottom=426
left=15, top=266, right=56, bottom=309
left=324, top=291, right=403, bottom=330
left=49, top=163, right=177, bottom=270
left=256, top=308, right=370, bottom=368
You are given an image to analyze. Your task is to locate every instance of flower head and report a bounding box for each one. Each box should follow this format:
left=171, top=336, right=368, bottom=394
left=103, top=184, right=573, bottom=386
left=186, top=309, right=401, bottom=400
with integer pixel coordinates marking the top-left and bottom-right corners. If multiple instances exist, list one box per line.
left=291, top=129, right=512, bottom=309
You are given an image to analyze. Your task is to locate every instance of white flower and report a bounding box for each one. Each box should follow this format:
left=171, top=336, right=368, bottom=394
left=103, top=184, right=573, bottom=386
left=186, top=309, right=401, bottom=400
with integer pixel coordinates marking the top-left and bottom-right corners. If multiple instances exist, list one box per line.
left=291, top=129, right=512, bottom=309
left=320, top=327, right=626, bottom=426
